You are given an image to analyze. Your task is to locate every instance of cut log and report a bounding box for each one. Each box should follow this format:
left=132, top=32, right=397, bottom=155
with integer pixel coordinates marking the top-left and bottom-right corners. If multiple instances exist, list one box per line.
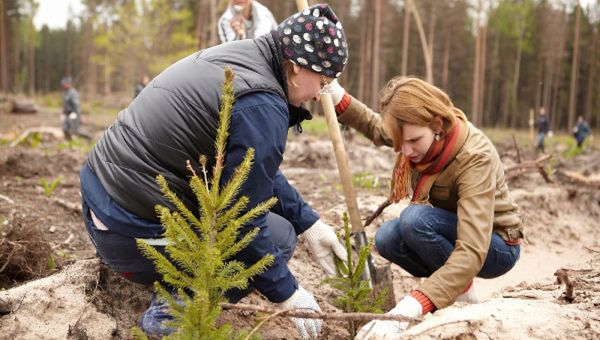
left=9, top=99, right=37, bottom=114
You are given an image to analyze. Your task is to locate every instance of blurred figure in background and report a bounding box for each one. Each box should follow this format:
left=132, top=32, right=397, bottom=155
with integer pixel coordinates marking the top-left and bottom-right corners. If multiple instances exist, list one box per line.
left=61, top=76, right=81, bottom=140
left=573, top=115, right=591, bottom=149
left=535, top=106, right=550, bottom=153
left=134, top=74, right=150, bottom=99
left=218, top=0, right=277, bottom=42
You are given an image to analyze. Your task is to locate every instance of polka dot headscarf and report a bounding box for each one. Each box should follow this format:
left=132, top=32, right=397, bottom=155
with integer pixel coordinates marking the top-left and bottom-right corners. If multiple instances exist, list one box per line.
left=277, top=4, right=348, bottom=79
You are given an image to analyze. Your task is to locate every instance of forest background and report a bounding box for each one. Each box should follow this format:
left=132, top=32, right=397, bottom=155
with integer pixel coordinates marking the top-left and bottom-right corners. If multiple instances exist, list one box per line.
left=1, top=0, right=599, bottom=132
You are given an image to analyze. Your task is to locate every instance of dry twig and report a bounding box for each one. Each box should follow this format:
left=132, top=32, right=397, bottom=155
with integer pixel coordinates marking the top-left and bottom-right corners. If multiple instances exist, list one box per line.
left=505, top=154, right=553, bottom=183
left=555, top=269, right=575, bottom=303
left=364, top=199, right=392, bottom=227
left=0, top=194, right=14, bottom=205
left=221, top=302, right=420, bottom=323
left=52, top=198, right=82, bottom=214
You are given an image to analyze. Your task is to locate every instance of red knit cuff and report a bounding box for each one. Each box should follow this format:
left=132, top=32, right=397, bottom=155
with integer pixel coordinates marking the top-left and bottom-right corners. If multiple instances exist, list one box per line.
left=335, top=93, right=351, bottom=115
left=410, top=290, right=436, bottom=315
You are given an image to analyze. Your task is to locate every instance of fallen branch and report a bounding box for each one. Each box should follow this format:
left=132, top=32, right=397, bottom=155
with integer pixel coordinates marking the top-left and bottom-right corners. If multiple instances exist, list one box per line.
left=9, top=126, right=63, bottom=147
left=584, top=246, right=600, bottom=254
left=555, top=269, right=575, bottom=303
left=556, top=170, right=600, bottom=188
left=511, top=134, right=522, bottom=164
left=220, top=302, right=420, bottom=323
left=363, top=199, right=392, bottom=227
left=505, top=154, right=553, bottom=183
left=0, top=194, right=14, bottom=205
left=52, top=198, right=82, bottom=214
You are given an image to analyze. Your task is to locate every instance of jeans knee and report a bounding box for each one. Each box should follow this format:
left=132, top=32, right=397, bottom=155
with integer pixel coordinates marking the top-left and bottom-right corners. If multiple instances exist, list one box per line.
left=375, top=220, right=400, bottom=260
left=398, top=205, right=432, bottom=237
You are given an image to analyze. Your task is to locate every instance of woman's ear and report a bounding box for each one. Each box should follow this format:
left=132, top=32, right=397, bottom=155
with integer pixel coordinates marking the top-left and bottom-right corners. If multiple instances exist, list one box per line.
left=431, top=116, right=444, bottom=134
left=292, top=63, right=302, bottom=75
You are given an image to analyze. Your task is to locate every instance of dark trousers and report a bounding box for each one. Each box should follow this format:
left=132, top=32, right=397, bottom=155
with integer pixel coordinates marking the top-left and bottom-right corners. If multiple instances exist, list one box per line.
left=83, top=200, right=297, bottom=302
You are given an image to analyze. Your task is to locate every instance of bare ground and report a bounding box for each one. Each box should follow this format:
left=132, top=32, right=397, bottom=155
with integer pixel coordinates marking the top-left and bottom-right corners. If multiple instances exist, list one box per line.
left=0, top=107, right=599, bottom=339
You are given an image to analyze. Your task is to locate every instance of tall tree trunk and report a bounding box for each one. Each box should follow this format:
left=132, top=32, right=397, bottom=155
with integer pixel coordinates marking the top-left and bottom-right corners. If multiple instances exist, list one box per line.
left=478, top=24, right=487, bottom=125
left=407, top=0, right=432, bottom=83
left=66, top=22, right=72, bottom=77
left=427, top=1, right=437, bottom=84
left=0, top=0, right=7, bottom=93
left=567, top=4, right=581, bottom=132
left=210, top=0, right=218, bottom=46
left=28, top=30, right=35, bottom=96
left=442, top=24, right=450, bottom=90
left=195, top=0, right=207, bottom=49
left=471, top=0, right=482, bottom=125
left=485, top=31, right=500, bottom=125
left=370, top=0, right=382, bottom=109
left=357, top=2, right=372, bottom=102
left=550, top=16, right=567, bottom=129
left=83, top=2, right=97, bottom=97
left=401, top=1, right=411, bottom=76
left=103, top=55, right=111, bottom=96
left=584, top=28, right=597, bottom=122
left=510, top=19, right=524, bottom=128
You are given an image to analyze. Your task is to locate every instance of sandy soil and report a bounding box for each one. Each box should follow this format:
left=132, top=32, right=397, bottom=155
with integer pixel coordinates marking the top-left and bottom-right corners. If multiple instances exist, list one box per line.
left=1, top=105, right=599, bottom=339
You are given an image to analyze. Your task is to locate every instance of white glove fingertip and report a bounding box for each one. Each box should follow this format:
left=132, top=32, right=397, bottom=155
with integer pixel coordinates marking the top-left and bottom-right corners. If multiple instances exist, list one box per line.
left=333, top=242, right=347, bottom=260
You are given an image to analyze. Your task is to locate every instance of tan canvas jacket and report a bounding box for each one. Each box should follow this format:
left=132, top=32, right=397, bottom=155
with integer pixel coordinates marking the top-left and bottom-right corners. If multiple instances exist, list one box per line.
left=338, top=96, right=523, bottom=309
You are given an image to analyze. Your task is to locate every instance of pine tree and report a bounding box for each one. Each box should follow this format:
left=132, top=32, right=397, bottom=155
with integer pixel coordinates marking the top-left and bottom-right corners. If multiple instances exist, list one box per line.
left=323, top=213, right=387, bottom=338
left=135, top=67, right=276, bottom=339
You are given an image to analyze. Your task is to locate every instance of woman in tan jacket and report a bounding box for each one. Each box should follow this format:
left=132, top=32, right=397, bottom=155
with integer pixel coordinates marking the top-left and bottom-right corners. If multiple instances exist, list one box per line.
left=328, top=77, right=523, bottom=339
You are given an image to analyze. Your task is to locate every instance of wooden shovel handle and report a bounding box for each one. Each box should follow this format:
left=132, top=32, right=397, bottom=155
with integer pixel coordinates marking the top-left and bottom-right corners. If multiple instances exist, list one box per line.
left=294, top=0, right=363, bottom=233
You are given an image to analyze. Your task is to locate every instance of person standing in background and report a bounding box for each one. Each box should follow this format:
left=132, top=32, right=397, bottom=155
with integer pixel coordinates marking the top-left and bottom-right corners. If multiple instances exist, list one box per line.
left=573, top=115, right=591, bottom=149
left=218, top=0, right=277, bottom=42
left=61, top=76, right=81, bottom=140
left=535, top=106, right=550, bottom=153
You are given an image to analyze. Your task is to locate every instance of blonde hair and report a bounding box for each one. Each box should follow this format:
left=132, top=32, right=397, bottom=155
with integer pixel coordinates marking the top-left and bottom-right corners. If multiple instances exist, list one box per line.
left=380, top=76, right=463, bottom=143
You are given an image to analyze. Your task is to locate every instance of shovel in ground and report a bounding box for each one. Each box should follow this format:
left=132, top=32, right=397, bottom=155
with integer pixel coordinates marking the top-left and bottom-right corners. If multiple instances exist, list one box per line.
left=294, top=0, right=396, bottom=311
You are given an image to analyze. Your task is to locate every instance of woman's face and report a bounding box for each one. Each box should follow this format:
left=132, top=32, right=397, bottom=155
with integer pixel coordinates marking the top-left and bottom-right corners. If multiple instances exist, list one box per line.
left=287, top=64, right=332, bottom=106
left=398, top=123, right=436, bottom=163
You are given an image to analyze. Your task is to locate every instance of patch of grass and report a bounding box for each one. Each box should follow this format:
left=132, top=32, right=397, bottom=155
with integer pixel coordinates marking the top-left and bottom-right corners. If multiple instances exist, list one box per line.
left=56, top=136, right=94, bottom=153
left=481, top=128, right=533, bottom=148
left=299, top=116, right=330, bottom=137
left=353, top=172, right=380, bottom=190
left=35, top=93, right=62, bottom=110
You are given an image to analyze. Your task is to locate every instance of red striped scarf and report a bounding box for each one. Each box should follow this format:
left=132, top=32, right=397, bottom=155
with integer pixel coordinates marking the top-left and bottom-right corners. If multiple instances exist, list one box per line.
left=389, top=111, right=468, bottom=204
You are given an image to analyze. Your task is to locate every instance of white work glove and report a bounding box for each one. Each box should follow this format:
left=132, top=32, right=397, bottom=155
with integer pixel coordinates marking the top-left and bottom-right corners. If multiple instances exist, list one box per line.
left=455, top=282, right=479, bottom=304
left=329, top=79, right=346, bottom=106
left=278, top=286, right=322, bottom=339
left=355, top=295, right=422, bottom=339
left=303, top=219, right=347, bottom=277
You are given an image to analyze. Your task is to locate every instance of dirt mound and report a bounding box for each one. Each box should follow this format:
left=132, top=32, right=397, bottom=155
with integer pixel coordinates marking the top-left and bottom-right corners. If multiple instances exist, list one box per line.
left=0, top=148, right=83, bottom=179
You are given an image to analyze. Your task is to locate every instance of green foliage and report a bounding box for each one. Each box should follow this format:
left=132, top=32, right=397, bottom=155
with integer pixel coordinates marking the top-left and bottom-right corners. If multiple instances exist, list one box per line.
left=353, top=172, right=380, bottom=190
left=134, top=68, right=275, bottom=339
left=297, top=116, right=329, bottom=137
left=14, top=132, right=43, bottom=148
left=323, top=213, right=387, bottom=338
left=48, top=254, right=55, bottom=271
left=56, top=137, right=93, bottom=153
left=39, top=176, right=63, bottom=197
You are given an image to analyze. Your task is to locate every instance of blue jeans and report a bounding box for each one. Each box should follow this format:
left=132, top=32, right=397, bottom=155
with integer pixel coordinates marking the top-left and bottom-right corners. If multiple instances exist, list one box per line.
left=375, top=205, right=520, bottom=279
left=83, top=200, right=297, bottom=302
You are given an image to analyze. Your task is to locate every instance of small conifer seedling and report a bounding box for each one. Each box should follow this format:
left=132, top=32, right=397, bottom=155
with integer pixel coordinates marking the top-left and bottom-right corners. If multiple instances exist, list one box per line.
left=135, top=67, right=276, bottom=339
left=323, top=213, right=387, bottom=338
